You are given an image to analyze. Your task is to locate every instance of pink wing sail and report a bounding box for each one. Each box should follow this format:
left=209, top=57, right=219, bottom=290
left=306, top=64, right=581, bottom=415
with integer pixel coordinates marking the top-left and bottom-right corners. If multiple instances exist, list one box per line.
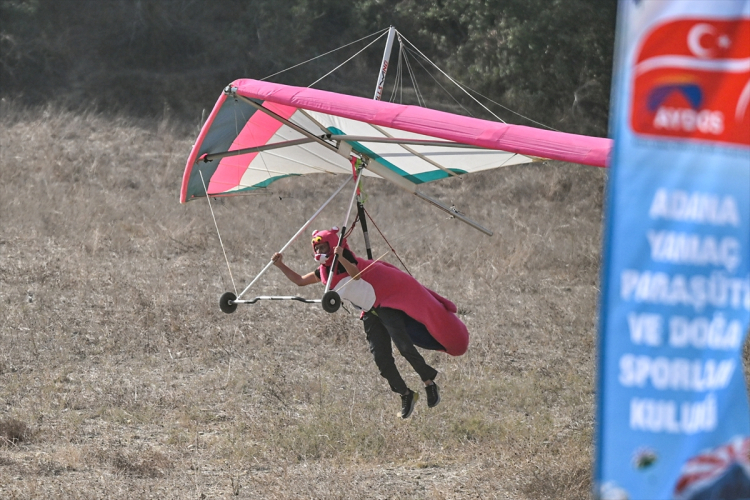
left=181, top=79, right=611, bottom=203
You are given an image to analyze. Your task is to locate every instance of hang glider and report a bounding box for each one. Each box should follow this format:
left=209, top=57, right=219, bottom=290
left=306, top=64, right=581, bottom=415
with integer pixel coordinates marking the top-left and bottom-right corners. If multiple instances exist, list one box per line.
left=180, top=79, right=612, bottom=215
left=180, top=40, right=612, bottom=316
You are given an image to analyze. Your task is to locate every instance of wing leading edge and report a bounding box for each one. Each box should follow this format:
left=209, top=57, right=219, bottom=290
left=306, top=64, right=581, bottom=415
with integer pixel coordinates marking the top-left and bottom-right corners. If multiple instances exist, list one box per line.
left=180, top=79, right=612, bottom=203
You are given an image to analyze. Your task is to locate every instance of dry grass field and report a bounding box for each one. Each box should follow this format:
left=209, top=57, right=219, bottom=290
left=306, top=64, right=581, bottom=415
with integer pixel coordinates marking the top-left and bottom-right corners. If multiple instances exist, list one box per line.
left=0, top=101, right=732, bottom=499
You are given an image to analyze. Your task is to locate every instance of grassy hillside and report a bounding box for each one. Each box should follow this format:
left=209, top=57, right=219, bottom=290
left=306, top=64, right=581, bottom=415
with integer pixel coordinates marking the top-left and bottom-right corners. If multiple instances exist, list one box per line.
left=2, top=101, right=607, bottom=498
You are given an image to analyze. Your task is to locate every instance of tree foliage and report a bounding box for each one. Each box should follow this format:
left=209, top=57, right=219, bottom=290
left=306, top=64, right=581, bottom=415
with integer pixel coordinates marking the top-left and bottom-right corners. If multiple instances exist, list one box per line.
left=0, top=0, right=616, bottom=135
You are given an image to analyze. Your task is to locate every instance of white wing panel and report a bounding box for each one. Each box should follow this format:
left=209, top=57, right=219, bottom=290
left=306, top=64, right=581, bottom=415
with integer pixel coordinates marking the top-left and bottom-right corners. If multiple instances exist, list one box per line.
left=307, top=112, right=533, bottom=182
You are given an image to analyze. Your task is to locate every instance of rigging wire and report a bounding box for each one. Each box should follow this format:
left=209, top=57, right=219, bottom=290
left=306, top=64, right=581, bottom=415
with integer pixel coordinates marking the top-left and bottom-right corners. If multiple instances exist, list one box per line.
left=400, top=42, right=426, bottom=107
left=334, top=211, right=455, bottom=297
left=254, top=26, right=558, bottom=136
left=257, top=25, right=558, bottom=133
left=397, top=31, right=559, bottom=131
left=359, top=202, right=459, bottom=278
left=404, top=46, right=477, bottom=118
left=460, top=87, right=562, bottom=132
left=362, top=206, right=412, bottom=276
left=260, top=27, right=390, bottom=82
left=387, top=42, right=405, bottom=104
left=398, top=32, right=505, bottom=122
left=395, top=42, right=406, bottom=104
left=307, top=31, right=390, bottom=88
left=199, top=170, right=238, bottom=296
left=330, top=197, right=455, bottom=281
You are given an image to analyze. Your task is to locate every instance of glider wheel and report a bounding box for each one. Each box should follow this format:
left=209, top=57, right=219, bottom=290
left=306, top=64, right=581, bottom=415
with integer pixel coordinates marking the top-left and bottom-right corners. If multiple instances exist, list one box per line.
left=321, top=291, right=341, bottom=313
left=219, top=292, right=238, bottom=314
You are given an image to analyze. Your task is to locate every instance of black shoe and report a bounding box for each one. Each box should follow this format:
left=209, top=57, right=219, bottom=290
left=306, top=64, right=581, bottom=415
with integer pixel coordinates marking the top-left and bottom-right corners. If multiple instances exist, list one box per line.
left=425, top=383, right=440, bottom=408
left=400, top=389, right=418, bottom=419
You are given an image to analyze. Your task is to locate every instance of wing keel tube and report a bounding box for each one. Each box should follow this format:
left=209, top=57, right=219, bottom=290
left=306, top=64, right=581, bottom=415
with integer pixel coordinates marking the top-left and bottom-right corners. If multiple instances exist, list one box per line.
left=415, top=192, right=493, bottom=236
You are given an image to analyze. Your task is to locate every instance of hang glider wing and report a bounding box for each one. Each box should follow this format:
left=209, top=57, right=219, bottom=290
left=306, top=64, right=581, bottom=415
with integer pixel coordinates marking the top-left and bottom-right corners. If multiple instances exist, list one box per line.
left=180, top=79, right=612, bottom=203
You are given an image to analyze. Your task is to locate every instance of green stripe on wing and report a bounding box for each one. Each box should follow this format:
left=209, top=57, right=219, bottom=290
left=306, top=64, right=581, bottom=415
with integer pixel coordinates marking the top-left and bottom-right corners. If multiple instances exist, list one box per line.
left=328, top=127, right=466, bottom=184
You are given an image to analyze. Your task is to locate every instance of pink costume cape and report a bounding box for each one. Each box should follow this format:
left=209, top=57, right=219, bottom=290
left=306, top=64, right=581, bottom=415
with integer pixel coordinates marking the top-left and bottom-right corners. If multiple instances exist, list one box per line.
left=320, top=256, right=469, bottom=357
left=312, top=227, right=469, bottom=356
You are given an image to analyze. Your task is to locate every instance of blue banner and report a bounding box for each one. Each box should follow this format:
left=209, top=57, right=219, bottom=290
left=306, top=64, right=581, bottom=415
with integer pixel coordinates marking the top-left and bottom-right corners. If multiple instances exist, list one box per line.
left=596, top=1, right=750, bottom=499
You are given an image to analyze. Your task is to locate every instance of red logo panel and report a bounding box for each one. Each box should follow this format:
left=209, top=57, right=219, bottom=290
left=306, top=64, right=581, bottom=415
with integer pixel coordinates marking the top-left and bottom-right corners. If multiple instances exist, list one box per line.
left=631, top=19, right=750, bottom=147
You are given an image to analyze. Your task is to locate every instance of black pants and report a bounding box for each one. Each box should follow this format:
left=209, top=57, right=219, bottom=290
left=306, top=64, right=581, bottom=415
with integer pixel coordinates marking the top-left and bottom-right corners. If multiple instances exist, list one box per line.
left=362, top=307, right=438, bottom=395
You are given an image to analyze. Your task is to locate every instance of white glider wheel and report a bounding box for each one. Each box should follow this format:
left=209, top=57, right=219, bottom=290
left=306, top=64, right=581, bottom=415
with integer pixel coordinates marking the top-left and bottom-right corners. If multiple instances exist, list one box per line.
left=321, top=291, right=341, bottom=313
left=220, top=292, right=238, bottom=314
